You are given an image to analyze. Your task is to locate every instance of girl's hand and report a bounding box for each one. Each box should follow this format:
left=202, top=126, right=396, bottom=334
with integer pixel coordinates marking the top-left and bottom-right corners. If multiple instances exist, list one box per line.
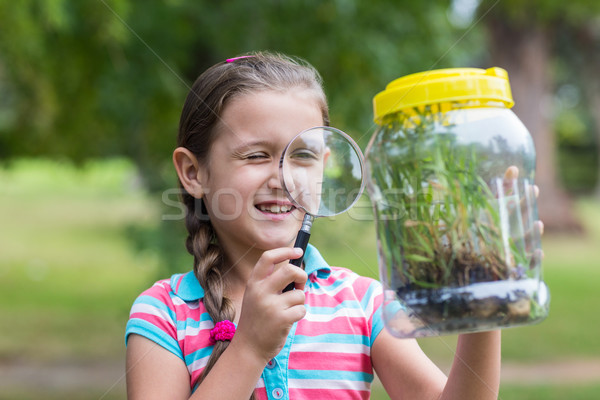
left=232, top=247, right=308, bottom=364
left=502, top=166, right=544, bottom=264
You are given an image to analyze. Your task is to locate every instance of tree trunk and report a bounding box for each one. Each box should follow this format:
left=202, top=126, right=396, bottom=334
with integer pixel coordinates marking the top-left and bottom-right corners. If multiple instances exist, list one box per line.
left=584, top=86, right=600, bottom=199
left=486, top=18, right=583, bottom=233
left=574, top=25, right=600, bottom=199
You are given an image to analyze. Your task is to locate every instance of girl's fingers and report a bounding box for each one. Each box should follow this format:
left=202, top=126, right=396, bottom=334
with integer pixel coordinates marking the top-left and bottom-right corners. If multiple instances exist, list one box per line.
left=268, top=262, right=308, bottom=292
left=279, top=287, right=306, bottom=310
left=523, top=220, right=545, bottom=256
left=251, top=247, right=303, bottom=281
left=502, top=165, right=519, bottom=195
left=523, top=220, right=544, bottom=243
left=517, top=182, right=537, bottom=214
left=529, top=248, right=544, bottom=269
left=503, top=165, right=518, bottom=181
left=285, top=303, right=307, bottom=323
left=536, top=220, right=544, bottom=236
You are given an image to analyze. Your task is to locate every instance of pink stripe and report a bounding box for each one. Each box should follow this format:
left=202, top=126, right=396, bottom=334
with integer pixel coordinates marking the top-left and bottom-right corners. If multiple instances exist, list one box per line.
left=289, top=351, right=372, bottom=373
left=150, top=278, right=171, bottom=289
left=254, top=387, right=268, bottom=400
left=289, top=388, right=370, bottom=400
left=319, top=272, right=345, bottom=286
left=130, top=313, right=177, bottom=338
left=189, top=369, right=203, bottom=390
left=144, top=281, right=172, bottom=297
left=140, top=282, right=176, bottom=309
left=367, top=291, right=383, bottom=329
left=179, top=330, right=212, bottom=357
left=295, top=317, right=370, bottom=336
left=350, top=276, right=374, bottom=300
left=170, top=300, right=205, bottom=320
left=306, top=287, right=355, bottom=305
left=327, top=267, right=355, bottom=280
left=174, top=274, right=184, bottom=294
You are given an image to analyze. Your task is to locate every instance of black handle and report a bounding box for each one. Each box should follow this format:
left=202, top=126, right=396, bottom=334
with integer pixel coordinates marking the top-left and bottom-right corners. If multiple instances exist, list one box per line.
left=283, top=229, right=311, bottom=292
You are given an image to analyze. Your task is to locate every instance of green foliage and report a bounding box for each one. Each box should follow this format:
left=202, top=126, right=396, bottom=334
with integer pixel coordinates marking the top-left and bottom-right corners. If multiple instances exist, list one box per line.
left=476, top=0, right=600, bottom=195
left=1, top=0, right=599, bottom=198
left=0, top=0, right=191, bottom=189
left=477, top=0, right=600, bottom=25
left=553, top=41, right=600, bottom=194
left=0, top=0, right=472, bottom=178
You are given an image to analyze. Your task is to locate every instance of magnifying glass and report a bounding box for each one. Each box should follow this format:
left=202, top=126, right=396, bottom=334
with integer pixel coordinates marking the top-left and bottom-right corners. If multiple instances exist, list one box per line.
left=280, top=126, right=365, bottom=291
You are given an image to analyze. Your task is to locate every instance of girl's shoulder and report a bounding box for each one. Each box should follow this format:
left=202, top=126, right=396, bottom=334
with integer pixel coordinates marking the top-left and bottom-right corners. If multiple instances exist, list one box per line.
left=316, top=264, right=381, bottom=286
left=134, top=271, right=204, bottom=302
left=304, top=245, right=382, bottom=298
left=125, top=272, right=210, bottom=362
left=328, top=265, right=378, bottom=281
left=309, top=265, right=383, bottom=306
left=128, top=272, right=207, bottom=327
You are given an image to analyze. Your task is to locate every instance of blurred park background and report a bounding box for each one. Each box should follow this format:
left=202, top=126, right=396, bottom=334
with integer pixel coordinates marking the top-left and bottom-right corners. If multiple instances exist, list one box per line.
left=1, top=0, right=600, bottom=399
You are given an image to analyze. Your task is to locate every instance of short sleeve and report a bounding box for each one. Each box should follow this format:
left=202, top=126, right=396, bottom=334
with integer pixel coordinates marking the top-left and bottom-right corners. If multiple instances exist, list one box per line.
left=343, top=271, right=385, bottom=347
left=363, top=278, right=385, bottom=346
left=125, top=280, right=184, bottom=360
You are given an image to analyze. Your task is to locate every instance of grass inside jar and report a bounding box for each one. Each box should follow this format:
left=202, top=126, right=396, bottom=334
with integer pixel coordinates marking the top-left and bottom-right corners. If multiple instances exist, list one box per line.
left=371, top=106, right=534, bottom=331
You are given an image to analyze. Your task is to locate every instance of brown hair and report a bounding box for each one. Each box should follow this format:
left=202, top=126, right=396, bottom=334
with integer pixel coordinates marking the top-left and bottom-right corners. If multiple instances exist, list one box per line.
left=176, top=51, right=329, bottom=394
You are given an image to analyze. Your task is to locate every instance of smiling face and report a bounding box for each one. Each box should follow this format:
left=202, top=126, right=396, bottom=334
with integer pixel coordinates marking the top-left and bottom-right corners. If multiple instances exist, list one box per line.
left=199, top=89, right=325, bottom=261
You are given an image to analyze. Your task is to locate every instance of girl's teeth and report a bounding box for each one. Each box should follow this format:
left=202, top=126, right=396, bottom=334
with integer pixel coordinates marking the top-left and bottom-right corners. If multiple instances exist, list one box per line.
left=259, top=204, right=291, bottom=213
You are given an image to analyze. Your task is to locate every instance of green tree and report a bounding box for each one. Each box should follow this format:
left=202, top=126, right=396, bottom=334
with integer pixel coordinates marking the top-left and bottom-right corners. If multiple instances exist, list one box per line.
left=0, top=0, right=489, bottom=273
left=478, top=0, right=600, bottom=231
left=554, top=17, right=600, bottom=197
left=0, top=0, right=193, bottom=188
left=0, top=0, right=473, bottom=186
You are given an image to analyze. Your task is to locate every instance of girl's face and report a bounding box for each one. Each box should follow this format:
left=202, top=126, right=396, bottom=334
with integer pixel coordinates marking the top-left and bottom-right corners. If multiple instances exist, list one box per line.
left=200, top=89, right=324, bottom=258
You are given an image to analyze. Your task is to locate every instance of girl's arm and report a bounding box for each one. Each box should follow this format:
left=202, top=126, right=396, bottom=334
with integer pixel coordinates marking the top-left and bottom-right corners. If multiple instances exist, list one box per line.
left=126, top=333, right=268, bottom=400
left=439, top=331, right=501, bottom=400
left=126, top=334, right=193, bottom=400
left=372, top=329, right=501, bottom=400
left=371, top=329, right=447, bottom=399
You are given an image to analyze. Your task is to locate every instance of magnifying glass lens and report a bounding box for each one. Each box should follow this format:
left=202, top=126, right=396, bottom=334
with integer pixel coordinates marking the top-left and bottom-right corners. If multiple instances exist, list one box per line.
left=281, top=127, right=364, bottom=217
left=282, top=129, right=327, bottom=215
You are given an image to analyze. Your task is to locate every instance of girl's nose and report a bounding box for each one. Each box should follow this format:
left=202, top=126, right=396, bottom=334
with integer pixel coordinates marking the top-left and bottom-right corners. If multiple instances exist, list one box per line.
left=267, top=162, right=283, bottom=190
left=267, top=175, right=282, bottom=189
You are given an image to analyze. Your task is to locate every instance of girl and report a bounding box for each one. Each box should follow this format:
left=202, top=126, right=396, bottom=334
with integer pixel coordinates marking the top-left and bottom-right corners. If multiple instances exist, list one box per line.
left=125, top=52, right=501, bottom=399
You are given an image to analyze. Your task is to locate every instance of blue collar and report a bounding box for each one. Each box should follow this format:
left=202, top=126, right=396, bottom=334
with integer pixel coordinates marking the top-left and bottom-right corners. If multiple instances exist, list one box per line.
left=302, top=244, right=332, bottom=278
left=172, top=244, right=332, bottom=301
left=171, top=269, right=204, bottom=301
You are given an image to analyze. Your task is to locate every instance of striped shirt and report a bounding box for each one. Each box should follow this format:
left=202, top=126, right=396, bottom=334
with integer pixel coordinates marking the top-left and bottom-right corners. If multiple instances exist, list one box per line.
left=126, top=245, right=384, bottom=399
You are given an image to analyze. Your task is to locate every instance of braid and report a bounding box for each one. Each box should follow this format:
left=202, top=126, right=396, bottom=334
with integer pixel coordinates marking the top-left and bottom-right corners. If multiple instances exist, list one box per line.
left=182, top=191, right=255, bottom=396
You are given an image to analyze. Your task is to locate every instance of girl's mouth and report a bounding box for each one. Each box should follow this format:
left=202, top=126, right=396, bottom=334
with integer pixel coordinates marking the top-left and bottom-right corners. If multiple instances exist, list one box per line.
left=255, top=203, right=294, bottom=214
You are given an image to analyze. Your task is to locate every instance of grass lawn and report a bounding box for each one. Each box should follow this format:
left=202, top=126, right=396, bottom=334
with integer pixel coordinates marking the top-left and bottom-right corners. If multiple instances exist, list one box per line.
left=0, top=159, right=159, bottom=364
left=1, top=159, right=599, bottom=399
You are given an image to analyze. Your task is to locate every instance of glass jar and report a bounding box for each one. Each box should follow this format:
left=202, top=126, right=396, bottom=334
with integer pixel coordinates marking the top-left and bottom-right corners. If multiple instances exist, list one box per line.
left=365, top=67, right=549, bottom=337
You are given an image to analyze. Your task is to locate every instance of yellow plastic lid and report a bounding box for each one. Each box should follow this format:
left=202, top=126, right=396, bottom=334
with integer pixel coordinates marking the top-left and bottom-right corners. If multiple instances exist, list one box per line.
left=373, top=67, right=514, bottom=123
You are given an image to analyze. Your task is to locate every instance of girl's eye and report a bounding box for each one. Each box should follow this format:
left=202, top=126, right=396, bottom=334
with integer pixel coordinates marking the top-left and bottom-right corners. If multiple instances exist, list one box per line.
left=291, top=149, right=319, bottom=161
left=245, top=153, right=269, bottom=160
